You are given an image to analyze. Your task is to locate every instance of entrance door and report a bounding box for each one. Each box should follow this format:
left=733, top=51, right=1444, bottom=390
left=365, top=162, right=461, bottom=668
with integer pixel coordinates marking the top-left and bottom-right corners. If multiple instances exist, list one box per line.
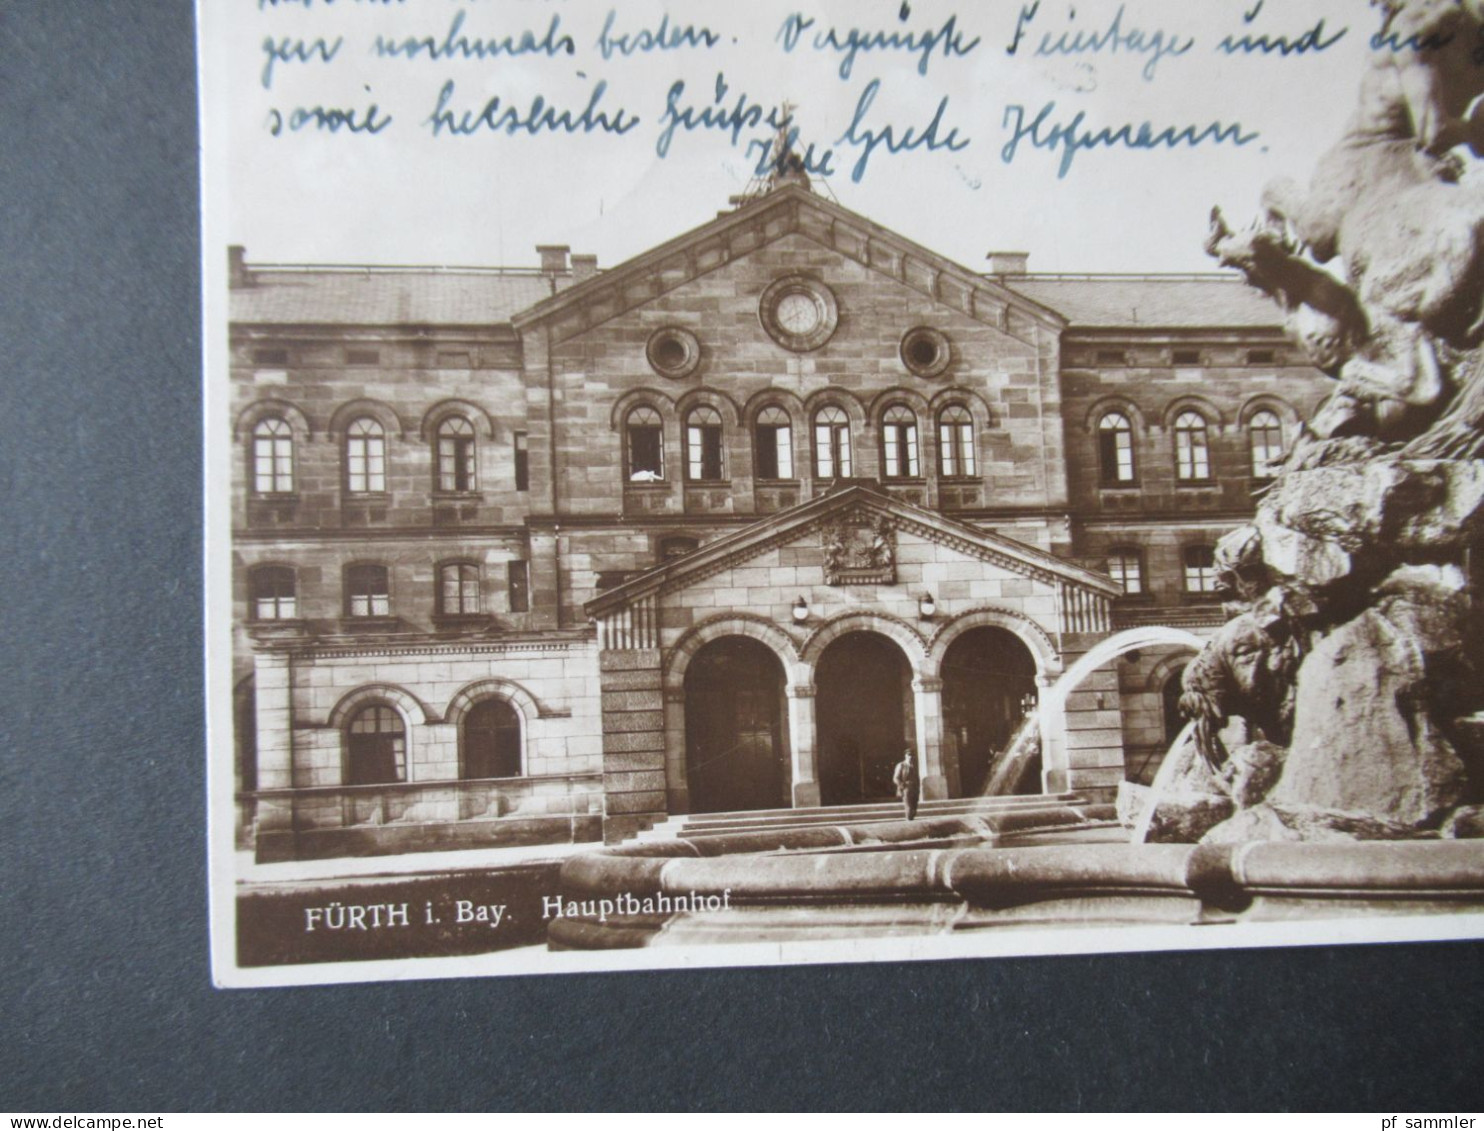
left=684, top=636, right=787, bottom=813
left=941, top=627, right=1038, bottom=795
left=815, top=632, right=914, bottom=805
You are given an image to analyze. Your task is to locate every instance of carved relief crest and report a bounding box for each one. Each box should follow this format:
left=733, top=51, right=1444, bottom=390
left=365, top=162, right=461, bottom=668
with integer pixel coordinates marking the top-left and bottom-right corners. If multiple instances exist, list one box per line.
left=821, top=514, right=896, bottom=585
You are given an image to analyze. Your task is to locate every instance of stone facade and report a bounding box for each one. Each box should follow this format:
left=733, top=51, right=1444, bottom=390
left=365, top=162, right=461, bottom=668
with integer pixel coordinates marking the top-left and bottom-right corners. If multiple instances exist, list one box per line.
left=227, top=184, right=1334, bottom=860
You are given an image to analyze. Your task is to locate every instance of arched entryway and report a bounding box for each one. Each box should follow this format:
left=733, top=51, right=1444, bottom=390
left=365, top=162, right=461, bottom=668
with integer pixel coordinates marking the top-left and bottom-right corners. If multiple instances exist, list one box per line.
left=816, top=631, right=915, bottom=805
left=684, top=636, right=789, bottom=813
left=941, top=626, right=1039, bottom=795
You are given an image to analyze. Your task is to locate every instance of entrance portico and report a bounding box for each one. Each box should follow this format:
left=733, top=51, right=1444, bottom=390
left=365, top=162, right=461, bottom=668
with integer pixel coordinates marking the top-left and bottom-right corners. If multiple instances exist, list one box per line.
left=586, top=484, right=1122, bottom=842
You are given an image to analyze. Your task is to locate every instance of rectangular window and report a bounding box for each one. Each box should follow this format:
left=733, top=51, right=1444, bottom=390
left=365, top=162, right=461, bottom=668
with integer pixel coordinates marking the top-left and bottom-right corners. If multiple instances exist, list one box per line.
left=1183, top=547, right=1218, bottom=594
left=514, top=432, right=529, bottom=491
left=1107, top=552, right=1143, bottom=595
left=439, top=563, right=480, bottom=615
left=883, top=424, right=919, bottom=478
left=347, top=564, right=390, bottom=617
left=756, top=425, right=793, bottom=479
left=687, top=424, right=724, bottom=481
left=629, top=426, right=663, bottom=480
left=508, top=561, right=530, bottom=613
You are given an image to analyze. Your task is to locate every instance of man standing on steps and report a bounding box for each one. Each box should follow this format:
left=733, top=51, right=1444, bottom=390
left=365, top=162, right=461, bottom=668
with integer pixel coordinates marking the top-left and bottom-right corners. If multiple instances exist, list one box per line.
left=893, top=747, right=920, bottom=821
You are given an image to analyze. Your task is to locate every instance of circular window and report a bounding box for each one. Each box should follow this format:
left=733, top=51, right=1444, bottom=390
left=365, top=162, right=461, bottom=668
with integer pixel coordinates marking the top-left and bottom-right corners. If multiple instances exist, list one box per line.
left=645, top=326, right=701, bottom=379
left=759, top=275, right=838, bottom=352
left=899, top=327, right=952, bottom=378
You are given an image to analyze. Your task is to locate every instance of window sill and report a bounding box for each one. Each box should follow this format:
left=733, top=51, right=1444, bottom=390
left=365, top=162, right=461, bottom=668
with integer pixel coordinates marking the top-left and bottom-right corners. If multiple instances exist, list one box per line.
left=432, top=613, right=495, bottom=632
left=625, top=479, right=670, bottom=488
left=432, top=490, right=483, bottom=502
left=343, top=491, right=391, bottom=502
left=339, top=616, right=402, bottom=632
left=249, top=492, right=300, bottom=502
left=1174, top=480, right=1217, bottom=489
left=247, top=619, right=309, bottom=638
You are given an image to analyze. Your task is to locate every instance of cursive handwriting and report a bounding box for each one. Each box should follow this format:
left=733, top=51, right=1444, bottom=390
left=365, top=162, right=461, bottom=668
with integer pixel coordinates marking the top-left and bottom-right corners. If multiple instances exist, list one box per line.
left=1007, top=2, right=1193, bottom=81
left=426, top=79, right=639, bottom=138
left=596, top=10, right=719, bottom=59
left=1001, top=101, right=1258, bottom=177
left=655, top=73, right=789, bottom=158
left=776, top=10, right=980, bottom=81
left=837, top=78, right=969, bottom=182
left=261, top=36, right=342, bottom=90
left=1218, top=2, right=1346, bottom=56
left=372, top=11, right=574, bottom=61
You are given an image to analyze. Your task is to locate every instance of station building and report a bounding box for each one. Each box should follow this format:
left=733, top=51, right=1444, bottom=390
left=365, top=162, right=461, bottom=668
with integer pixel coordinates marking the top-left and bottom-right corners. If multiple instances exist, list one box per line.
left=227, top=180, right=1331, bottom=861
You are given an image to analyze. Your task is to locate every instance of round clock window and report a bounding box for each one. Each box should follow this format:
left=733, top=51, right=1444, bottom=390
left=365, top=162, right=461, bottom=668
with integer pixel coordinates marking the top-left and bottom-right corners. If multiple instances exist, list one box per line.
left=759, top=276, right=838, bottom=352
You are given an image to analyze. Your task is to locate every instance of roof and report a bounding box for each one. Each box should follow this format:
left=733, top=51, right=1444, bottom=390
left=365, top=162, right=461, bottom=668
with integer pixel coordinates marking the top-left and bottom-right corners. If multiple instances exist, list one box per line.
left=1003, top=274, right=1283, bottom=330
left=230, top=268, right=553, bottom=327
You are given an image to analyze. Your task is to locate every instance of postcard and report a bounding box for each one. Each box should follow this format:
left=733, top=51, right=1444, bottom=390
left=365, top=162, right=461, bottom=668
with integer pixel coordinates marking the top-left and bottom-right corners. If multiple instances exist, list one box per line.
left=203, top=0, right=1484, bottom=987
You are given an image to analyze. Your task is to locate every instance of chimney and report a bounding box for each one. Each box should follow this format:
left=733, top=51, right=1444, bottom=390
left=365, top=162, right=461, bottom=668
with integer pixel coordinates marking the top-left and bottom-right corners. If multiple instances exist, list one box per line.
left=986, top=251, right=1029, bottom=276
left=571, top=254, right=598, bottom=282
left=228, top=244, right=251, bottom=288
left=536, top=244, right=571, bottom=275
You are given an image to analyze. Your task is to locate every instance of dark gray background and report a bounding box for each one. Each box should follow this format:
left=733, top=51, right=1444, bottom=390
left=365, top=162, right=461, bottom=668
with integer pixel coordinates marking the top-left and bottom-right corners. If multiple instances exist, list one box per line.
left=3, top=0, right=1482, bottom=1112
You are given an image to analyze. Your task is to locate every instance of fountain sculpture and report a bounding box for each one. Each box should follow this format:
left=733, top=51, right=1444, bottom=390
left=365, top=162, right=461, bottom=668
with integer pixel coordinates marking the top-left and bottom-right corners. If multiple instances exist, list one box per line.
left=545, top=2, right=1484, bottom=950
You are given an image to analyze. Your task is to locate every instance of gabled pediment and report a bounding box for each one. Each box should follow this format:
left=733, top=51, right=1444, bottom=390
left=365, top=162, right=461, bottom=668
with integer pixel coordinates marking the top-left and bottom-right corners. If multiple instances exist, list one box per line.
left=584, top=484, right=1120, bottom=621
left=511, top=185, right=1064, bottom=346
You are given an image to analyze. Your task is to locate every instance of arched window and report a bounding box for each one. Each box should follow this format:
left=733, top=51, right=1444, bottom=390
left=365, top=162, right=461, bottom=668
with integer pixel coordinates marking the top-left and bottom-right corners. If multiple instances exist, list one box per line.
left=754, top=405, right=794, bottom=480
left=813, top=405, right=852, bottom=479
left=437, top=562, right=481, bottom=615
left=881, top=404, right=920, bottom=479
left=463, top=698, right=522, bottom=779
left=1097, top=411, right=1134, bottom=485
left=685, top=405, right=725, bottom=482
left=1173, top=411, right=1211, bottom=481
left=1183, top=546, right=1218, bottom=594
left=1106, top=547, right=1143, bottom=595
left=435, top=416, right=477, bottom=493
left=345, top=563, right=390, bottom=617
left=346, top=704, right=405, bottom=785
left=625, top=405, right=665, bottom=482
left=345, top=417, right=386, bottom=494
left=937, top=404, right=977, bottom=478
left=252, top=417, right=294, bottom=494
left=1249, top=410, right=1284, bottom=479
left=249, top=565, right=296, bottom=620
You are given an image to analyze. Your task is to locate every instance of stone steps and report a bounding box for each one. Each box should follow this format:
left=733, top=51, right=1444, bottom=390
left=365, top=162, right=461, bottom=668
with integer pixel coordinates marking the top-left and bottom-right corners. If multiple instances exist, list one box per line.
left=634, top=793, right=1084, bottom=842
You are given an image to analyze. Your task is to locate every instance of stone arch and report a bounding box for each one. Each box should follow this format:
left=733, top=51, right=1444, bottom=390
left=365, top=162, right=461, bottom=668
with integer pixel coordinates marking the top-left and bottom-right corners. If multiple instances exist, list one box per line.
left=608, top=388, right=676, bottom=431
left=665, top=612, right=804, bottom=691
left=443, top=678, right=546, bottom=729
left=1142, top=647, right=1199, bottom=694
left=675, top=387, right=743, bottom=428
left=802, top=387, right=868, bottom=427
left=741, top=388, right=806, bottom=428
left=234, top=398, right=312, bottom=440
left=419, top=398, right=497, bottom=441
left=799, top=610, right=928, bottom=671
left=926, top=605, right=1061, bottom=681
left=1160, top=394, right=1227, bottom=431
left=327, top=398, right=406, bottom=440
left=927, top=385, right=995, bottom=425
left=324, top=683, right=433, bottom=730
left=865, top=386, right=931, bottom=427
left=1238, top=394, right=1299, bottom=429
left=1082, top=395, right=1147, bottom=434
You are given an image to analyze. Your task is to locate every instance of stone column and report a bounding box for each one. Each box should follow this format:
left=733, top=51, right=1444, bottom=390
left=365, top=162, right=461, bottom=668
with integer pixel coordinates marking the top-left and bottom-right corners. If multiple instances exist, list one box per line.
left=663, top=687, right=689, bottom=815
left=252, top=648, right=296, bottom=862
left=785, top=683, right=820, bottom=807
left=912, top=676, right=948, bottom=800
left=1036, top=672, right=1067, bottom=794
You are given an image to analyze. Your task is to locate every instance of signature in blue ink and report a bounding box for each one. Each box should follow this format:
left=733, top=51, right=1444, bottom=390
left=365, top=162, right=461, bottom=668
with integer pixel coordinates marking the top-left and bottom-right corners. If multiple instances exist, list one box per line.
left=261, top=36, right=341, bottom=90
left=836, top=78, right=969, bottom=182
left=746, top=127, right=836, bottom=178
left=596, top=9, right=719, bottom=60
left=1001, top=101, right=1258, bottom=178
left=655, top=73, right=789, bottom=159
left=373, top=11, right=574, bottom=61
left=1006, top=2, right=1192, bottom=81
left=427, top=80, right=639, bottom=138
left=776, top=10, right=980, bottom=81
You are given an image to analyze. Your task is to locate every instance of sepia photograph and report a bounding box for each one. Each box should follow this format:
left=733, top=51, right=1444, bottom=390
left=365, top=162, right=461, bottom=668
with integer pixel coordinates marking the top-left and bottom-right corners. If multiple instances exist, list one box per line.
left=201, top=0, right=1484, bottom=987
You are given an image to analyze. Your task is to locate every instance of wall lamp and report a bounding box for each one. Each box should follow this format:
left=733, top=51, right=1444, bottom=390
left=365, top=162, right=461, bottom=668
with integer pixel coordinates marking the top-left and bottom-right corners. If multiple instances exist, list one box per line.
left=791, top=596, right=810, bottom=625
left=918, top=592, right=936, bottom=620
